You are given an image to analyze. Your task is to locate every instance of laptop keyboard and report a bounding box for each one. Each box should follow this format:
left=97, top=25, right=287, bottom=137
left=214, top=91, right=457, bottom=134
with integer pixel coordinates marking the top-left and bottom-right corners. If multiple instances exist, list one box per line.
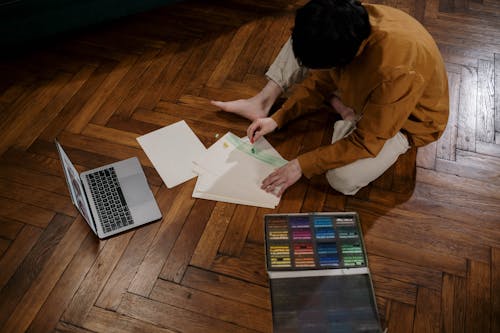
left=85, top=167, right=134, bottom=234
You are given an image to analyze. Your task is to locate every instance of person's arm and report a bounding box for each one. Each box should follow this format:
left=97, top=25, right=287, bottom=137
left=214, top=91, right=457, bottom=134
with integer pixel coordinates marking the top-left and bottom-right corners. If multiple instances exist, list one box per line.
left=271, top=70, right=336, bottom=128
left=297, top=69, right=426, bottom=178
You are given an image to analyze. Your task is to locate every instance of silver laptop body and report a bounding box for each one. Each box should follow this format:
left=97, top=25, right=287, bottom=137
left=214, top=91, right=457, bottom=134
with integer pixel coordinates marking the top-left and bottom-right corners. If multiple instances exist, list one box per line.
left=55, top=140, right=162, bottom=239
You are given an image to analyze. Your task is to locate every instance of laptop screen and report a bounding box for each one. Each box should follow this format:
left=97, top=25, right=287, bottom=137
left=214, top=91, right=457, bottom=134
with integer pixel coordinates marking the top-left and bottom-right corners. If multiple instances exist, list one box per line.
left=55, top=141, right=96, bottom=234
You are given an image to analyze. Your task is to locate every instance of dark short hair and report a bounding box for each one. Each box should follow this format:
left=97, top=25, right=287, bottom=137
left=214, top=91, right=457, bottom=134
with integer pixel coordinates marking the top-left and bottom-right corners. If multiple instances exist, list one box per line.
left=291, top=0, right=371, bottom=69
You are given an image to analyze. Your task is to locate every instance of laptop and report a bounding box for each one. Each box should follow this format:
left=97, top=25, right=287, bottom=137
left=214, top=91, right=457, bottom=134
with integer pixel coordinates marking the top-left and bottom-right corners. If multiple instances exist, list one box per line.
left=55, top=140, right=162, bottom=239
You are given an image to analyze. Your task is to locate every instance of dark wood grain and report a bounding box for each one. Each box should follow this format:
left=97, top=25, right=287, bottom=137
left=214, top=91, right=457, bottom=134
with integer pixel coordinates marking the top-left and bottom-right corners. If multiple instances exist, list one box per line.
left=0, top=0, right=499, bottom=331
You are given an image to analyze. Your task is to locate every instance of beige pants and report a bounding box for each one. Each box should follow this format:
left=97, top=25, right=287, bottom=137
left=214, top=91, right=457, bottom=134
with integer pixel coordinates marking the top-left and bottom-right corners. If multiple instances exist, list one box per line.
left=266, top=39, right=410, bottom=195
left=325, top=121, right=410, bottom=195
left=266, top=38, right=309, bottom=92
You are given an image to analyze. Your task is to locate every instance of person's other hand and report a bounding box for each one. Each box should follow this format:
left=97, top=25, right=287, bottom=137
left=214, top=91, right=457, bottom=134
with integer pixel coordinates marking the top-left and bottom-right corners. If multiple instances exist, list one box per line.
left=261, top=159, right=302, bottom=197
left=247, top=117, right=278, bottom=143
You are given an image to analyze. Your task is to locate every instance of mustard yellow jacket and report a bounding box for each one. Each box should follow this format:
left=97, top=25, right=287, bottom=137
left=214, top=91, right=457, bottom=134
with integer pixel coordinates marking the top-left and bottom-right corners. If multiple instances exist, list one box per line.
left=271, top=4, right=449, bottom=178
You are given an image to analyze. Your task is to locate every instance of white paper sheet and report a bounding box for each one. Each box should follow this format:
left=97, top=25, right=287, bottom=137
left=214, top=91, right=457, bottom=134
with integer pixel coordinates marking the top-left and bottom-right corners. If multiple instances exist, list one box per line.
left=192, top=133, right=287, bottom=209
left=137, top=120, right=207, bottom=188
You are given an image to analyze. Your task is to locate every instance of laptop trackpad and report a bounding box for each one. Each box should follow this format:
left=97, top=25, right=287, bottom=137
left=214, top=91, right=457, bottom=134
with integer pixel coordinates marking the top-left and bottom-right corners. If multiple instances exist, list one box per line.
left=120, top=174, right=152, bottom=207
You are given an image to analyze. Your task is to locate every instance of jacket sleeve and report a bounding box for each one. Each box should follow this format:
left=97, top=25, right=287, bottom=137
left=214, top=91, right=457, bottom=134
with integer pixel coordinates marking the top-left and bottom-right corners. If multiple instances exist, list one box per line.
left=297, top=69, right=426, bottom=178
left=271, top=70, right=336, bottom=128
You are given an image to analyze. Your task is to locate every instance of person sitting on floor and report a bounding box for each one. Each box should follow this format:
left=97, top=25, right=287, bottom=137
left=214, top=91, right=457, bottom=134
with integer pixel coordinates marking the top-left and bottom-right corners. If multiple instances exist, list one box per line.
left=212, top=0, right=449, bottom=196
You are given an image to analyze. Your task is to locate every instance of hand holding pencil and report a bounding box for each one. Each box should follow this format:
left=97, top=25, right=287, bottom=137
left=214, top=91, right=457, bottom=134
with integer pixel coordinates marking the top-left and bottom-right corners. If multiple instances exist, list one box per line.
left=247, top=117, right=278, bottom=144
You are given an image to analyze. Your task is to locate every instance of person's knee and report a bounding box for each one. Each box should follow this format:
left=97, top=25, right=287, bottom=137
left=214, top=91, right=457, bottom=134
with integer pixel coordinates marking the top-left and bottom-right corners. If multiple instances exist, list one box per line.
left=325, top=169, right=366, bottom=195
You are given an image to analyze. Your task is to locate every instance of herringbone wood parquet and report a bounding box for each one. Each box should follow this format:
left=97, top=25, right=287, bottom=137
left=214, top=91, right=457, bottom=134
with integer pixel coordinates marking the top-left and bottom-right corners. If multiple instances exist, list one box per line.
left=0, top=0, right=499, bottom=332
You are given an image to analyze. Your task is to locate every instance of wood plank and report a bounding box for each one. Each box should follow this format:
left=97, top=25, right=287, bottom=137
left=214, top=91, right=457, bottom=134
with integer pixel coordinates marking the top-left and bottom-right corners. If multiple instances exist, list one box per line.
left=0, top=217, right=89, bottom=333
left=39, top=59, right=119, bottom=141
left=90, top=48, right=159, bottom=121
left=0, top=72, right=73, bottom=155
left=492, top=248, right=500, bottom=333
left=227, top=17, right=274, bottom=83
left=0, top=164, right=69, bottom=194
left=247, top=207, right=273, bottom=244
left=0, top=1, right=498, bottom=331
left=159, top=39, right=210, bottom=102
left=111, top=44, right=179, bottom=119
left=181, top=266, right=270, bottom=310
left=152, top=99, right=248, bottom=133
left=160, top=199, right=216, bottom=283
left=105, top=114, right=162, bottom=137
left=456, top=65, right=477, bottom=152
left=1, top=147, right=65, bottom=177
left=376, top=296, right=388, bottom=329
left=416, top=167, right=500, bottom=200
left=82, top=306, right=176, bottom=333
left=136, top=43, right=188, bottom=110
left=57, top=132, right=153, bottom=168
left=436, top=149, right=500, bottom=184
left=465, top=260, right=491, bottom=333
left=199, top=81, right=262, bottom=110
left=395, top=183, right=500, bottom=243
left=441, top=274, right=455, bottom=333
left=95, top=220, right=161, bottom=310
left=0, top=76, right=36, bottom=104
left=15, top=65, right=97, bottom=149
left=211, top=242, right=268, bottom=287
left=185, top=33, right=235, bottom=96
left=386, top=301, right=415, bottom=333
left=453, top=273, right=467, bottom=333
left=476, top=59, right=495, bottom=143
left=364, top=235, right=466, bottom=277
left=190, top=202, right=236, bottom=269
left=0, top=179, right=76, bottom=217
left=323, top=188, right=347, bottom=212
left=0, top=215, right=71, bottom=328
left=369, top=255, right=443, bottom=291
left=81, top=123, right=141, bottom=148
left=62, top=232, right=133, bottom=326
left=128, top=182, right=195, bottom=296
left=248, top=15, right=292, bottom=77
left=26, top=232, right=102, bottom=333
left=413, top=287, right=441, bottom=333
left=0, top=218, right=23, bottom=240
left=495, top=53, right=500, bottom=131
left=242, top=73, right=269, bottom=92
left=207, top=21, right=256, bottom=88
left=441, top=273, right=467, bottom=333
left=150, top=279, right=272, bottom=332
left=133, top=102, right=248, bottom=137
left=0, top=225, right=42, bottom=291
left=219, top=205, right=257, bottom=257
left=371, top=274, right=417, bottom=306
left=351, top=201, right=492, bottom=263
left=392, top=146, right=417, bottom=194
left=0, top=238, right=9, bottom=258
left=55, top=321, right=94, bottom=333
left=476, top=140, right=500, bottom=157
left=118, top=292, right=260, bottom=333
left=437, top=44, right=479, bottom=68
left=437, top=71, right=460, bottom=160
left=65, top=52, right=144, bottom=131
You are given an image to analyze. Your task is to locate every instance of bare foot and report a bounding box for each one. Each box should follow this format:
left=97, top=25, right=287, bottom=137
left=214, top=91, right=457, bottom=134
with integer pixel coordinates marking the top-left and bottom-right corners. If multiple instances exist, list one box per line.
left=210, top=96, right=271, bottom=121
left=211, top=80, right=283, bottom=121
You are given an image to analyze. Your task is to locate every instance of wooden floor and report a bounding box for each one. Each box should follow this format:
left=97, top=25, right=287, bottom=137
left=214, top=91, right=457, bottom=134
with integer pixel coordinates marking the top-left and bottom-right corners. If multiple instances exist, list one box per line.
left=0, top=0, right=499, bottom=332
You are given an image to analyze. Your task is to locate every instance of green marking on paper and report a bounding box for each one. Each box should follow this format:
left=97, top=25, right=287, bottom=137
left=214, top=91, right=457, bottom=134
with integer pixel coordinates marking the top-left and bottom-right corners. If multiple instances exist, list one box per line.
left=226, top=133, right=287, bottom=168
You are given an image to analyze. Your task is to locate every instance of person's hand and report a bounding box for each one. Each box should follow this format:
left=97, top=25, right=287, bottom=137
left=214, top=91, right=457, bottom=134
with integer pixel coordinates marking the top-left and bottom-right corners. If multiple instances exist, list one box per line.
left=247, top=117, right=278, bottom=143
left=261, top=159, right=302, bottom=197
